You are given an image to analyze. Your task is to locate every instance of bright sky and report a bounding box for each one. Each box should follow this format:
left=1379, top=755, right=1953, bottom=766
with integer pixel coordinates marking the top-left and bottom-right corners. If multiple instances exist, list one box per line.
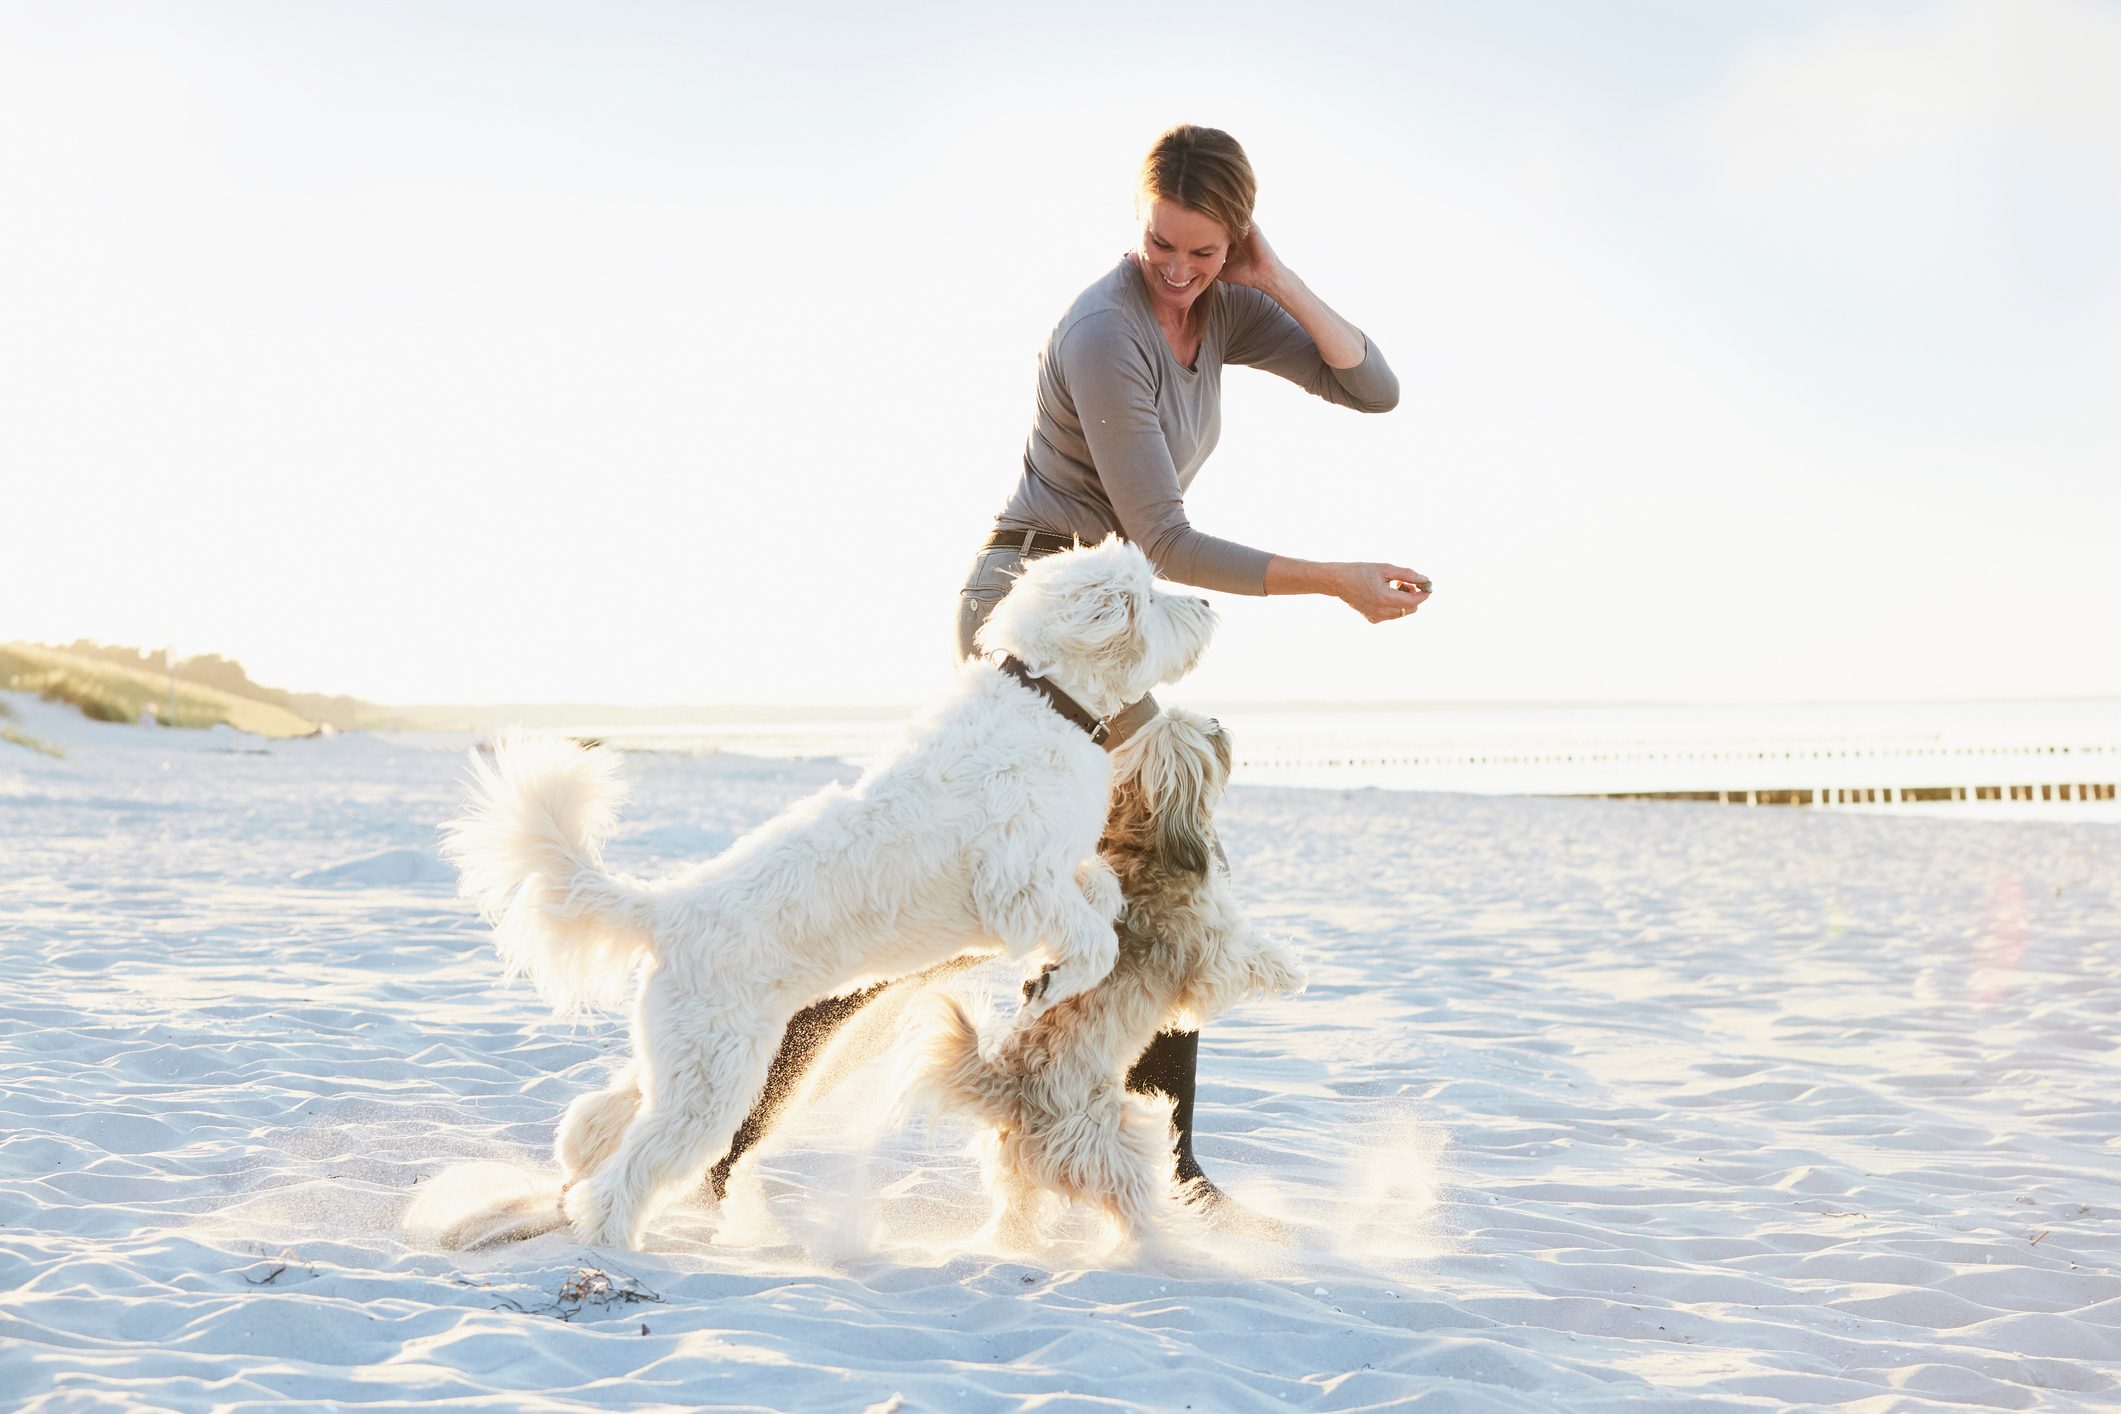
left=4, top=0, right=2117, bottom=706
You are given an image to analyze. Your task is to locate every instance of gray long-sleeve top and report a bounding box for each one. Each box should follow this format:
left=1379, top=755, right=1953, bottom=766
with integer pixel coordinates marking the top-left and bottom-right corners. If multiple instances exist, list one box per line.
left=995, top=253, right=1399, bottom=595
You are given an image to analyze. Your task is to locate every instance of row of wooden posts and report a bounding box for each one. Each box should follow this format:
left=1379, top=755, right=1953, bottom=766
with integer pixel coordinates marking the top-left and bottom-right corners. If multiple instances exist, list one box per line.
left=1591, top=783, right=2119, bottom=806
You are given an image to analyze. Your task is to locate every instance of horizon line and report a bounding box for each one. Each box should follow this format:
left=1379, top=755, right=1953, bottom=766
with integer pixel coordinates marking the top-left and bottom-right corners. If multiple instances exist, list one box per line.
left=386, top=693, right=2121, bottom=715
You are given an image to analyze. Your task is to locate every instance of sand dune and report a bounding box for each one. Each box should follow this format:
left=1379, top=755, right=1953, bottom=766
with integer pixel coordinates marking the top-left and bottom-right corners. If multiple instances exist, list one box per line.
left=2, top=691, right=2117, bottom=1411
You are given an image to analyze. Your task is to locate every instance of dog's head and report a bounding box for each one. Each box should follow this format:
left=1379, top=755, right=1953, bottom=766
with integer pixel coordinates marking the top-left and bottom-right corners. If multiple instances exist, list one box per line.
left=974, top=537, right=1217, bottom=719
left=1104, top=707, right=1232, bottom=878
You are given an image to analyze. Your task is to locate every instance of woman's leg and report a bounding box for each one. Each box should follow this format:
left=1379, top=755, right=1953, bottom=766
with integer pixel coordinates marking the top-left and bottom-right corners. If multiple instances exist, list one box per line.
left=1124, top=1028, right=1211, bottom=1191
left=1117, top=801, right=1231, bottom=1204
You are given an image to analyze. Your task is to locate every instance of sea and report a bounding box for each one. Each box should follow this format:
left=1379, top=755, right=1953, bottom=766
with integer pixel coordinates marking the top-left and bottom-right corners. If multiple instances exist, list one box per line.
left=537, top=698, right=2121, bottom=823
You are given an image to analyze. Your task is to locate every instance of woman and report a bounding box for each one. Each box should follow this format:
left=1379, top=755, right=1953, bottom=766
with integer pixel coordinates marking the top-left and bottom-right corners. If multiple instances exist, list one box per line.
left=708, top=124, right=1429, bottom=1209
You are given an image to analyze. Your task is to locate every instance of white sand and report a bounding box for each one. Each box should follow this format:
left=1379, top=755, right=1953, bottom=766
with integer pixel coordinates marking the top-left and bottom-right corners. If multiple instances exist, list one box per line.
left=3, top=691, right=2117, bottom=1412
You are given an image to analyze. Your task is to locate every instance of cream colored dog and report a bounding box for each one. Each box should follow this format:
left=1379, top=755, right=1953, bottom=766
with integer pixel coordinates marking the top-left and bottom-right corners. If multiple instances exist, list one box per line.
left=913, top=708, right=1305, bottom=1249
left=438, top=539, right=1217, bottom=1250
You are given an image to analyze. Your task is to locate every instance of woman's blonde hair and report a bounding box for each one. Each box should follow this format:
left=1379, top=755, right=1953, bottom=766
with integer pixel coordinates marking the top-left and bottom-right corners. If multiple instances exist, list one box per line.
left=1137, top=125, right=1256, bottom=249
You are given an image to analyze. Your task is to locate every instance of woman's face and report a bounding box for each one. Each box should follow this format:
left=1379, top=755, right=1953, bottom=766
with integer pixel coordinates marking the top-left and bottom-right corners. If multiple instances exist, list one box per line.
left=1136, top=198, right=1230, bottom=317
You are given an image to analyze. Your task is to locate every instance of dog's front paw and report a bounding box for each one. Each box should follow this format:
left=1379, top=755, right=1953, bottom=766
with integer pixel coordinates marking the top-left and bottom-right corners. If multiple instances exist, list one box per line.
left=1076, top=857, right=1123, bottom=922
left=1020, top=961, right=1061, bottom=1005
left=1260, top=946, right=1308, bottom=996
left=1026, top=951, right=1114, bottom=1011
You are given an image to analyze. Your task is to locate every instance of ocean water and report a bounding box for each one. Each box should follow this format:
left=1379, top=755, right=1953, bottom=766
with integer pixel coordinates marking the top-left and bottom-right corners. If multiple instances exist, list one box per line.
left=550, top=698, right=2121, bottom=821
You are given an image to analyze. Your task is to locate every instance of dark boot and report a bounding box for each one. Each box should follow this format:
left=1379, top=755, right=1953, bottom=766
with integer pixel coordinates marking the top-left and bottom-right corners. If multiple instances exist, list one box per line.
left=1124, top=1027, right=1223, bottom=1204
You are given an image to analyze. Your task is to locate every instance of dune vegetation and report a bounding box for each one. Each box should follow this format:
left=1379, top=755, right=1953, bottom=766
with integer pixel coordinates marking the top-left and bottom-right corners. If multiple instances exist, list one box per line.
left=0, top=642, right=321, bottom=738
left=0, top=696, right=64, bottom=757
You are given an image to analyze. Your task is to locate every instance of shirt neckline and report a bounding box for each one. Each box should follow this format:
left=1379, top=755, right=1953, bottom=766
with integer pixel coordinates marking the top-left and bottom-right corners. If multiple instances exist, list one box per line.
left=1119, top=253, right=1208, bottom=378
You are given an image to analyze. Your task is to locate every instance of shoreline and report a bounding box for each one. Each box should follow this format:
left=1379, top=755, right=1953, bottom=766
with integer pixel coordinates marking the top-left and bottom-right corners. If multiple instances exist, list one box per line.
left=9, top=691, right=2120, bottom=825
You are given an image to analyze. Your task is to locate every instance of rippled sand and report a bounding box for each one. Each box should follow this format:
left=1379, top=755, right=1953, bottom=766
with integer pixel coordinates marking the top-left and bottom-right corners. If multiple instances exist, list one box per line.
left=3, top=692, right=2117, bottom=1411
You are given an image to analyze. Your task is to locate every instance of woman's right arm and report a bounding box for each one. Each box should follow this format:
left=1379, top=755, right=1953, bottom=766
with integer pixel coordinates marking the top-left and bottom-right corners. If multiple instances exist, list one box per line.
left=1065, top=312, right=1431, bottom=621
left=1264, top=556, right=1431, bottom=623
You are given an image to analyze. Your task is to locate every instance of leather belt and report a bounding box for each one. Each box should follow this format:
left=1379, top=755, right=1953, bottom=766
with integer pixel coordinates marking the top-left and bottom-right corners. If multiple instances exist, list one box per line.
left=983, top=527, right=1084, bottom=558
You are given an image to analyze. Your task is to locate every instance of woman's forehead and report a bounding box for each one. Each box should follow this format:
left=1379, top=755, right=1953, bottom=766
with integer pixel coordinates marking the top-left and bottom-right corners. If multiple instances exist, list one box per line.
left=1144, top=198, right=1228, bottom=248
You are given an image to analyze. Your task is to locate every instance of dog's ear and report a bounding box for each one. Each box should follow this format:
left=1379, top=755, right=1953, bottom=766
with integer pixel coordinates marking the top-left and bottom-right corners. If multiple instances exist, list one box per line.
left=1156, top=785, right=1212, bottom=877
left=1077, top=582, right=1139, bottom=655
left=1101, top=771, right=1153, bottom=856
left=1132, top=721, right=1213, bottom=877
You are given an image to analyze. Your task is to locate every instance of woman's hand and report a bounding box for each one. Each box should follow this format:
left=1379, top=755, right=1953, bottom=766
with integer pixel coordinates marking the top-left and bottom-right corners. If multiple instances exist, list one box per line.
left=1332, top=562, right=1432, bottom=624
left=1264, top=556, right=1433, bottom=620
left=1222, top=225, right=1370, bottom=369
left=1219, top=222, right=1286, bottom=292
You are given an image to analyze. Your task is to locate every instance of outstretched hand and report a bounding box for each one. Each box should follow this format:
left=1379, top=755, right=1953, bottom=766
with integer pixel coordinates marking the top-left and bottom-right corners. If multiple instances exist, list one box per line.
left=1336, top=562, right=1432, bottom=624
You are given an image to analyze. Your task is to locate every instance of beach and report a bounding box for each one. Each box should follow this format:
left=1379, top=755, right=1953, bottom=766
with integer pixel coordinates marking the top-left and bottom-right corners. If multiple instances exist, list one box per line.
left=3, top=691, right=2118, bottom=1411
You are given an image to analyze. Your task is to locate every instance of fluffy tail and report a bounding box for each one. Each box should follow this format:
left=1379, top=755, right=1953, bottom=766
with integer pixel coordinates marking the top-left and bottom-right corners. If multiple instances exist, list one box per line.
left=406, top=1161, right=569, bottom=1251
left=908, top=994, right=1022, bottom=1130
left=439, top=731, right=654, bottom=1015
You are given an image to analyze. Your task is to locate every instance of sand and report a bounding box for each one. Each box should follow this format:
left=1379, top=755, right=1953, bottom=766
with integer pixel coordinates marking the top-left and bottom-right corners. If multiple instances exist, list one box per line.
left=2, top=690, right=2117, bottom=1411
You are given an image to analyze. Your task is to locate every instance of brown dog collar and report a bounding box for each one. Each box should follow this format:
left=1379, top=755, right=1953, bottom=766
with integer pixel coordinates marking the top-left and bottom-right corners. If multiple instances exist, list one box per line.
left=998, top=655, right=1112, bottom=748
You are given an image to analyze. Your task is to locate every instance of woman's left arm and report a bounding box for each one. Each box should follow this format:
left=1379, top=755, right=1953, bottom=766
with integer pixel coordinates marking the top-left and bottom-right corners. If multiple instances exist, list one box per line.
left=1220, top=225, right=1398, bottom=411
left=1225, top=226, right=1367, bottom=367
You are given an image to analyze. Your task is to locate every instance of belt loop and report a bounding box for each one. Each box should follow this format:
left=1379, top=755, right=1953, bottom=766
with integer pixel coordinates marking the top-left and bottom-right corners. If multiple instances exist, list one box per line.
left=1019, top=529, right=1036, bottom=555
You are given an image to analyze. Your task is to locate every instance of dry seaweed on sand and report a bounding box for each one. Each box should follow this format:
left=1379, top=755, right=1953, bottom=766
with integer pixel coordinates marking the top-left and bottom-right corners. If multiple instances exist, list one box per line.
left=491, top=1265, right=665, bottom=1323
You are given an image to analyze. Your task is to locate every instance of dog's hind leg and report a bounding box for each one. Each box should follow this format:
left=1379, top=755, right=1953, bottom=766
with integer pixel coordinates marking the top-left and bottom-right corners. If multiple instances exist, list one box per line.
left=976, top=1128, right=1049, bottom=1251
left=1102, top=1089, right=1186, bottom=1247
left=563, top=1014, right=782, bottom=1250
left=707, top=951, right=991, bottom=1201
left=1021, top=1087, right=1180, bottom=1252
left=556, top=1065, right=642, bottom=1187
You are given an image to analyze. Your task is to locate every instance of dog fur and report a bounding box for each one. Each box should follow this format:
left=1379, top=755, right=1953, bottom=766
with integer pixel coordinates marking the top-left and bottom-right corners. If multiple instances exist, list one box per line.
left=911, top=708, right=1306, bottom=1249
left=438, top=538, right=1216, bottom=1250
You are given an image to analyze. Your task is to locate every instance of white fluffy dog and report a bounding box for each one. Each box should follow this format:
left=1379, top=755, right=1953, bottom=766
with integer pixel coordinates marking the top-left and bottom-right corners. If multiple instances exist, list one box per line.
left=913, top=708, right=1306, bottom=1249
left=439, top=538, right=1216, bottom=1250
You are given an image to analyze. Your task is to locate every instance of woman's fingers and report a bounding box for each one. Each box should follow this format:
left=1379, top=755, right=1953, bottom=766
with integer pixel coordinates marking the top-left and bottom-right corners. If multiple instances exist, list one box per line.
left=1336, top=561, right=1433, bottom=623
left=1364, top=563, right=1431, bottom=623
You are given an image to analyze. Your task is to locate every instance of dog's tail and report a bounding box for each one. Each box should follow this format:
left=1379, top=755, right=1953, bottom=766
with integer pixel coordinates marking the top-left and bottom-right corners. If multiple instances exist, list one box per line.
left=440, top=731, right=655, bottom=1015
left=908, top=993, right=1022, bottom=1130
left=407, top=1161, right=569, bottom=1251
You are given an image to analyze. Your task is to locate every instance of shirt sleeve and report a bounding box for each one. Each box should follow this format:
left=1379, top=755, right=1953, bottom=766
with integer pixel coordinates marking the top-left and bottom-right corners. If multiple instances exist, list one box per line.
left=1221, top=286, right=1400, bottom=412
left=1056, top=311, right=1275, bottom=596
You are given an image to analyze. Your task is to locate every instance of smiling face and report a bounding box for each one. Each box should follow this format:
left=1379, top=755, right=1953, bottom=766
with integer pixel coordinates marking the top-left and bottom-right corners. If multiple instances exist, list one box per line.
left=1135, top=198, right=1231, bottom=320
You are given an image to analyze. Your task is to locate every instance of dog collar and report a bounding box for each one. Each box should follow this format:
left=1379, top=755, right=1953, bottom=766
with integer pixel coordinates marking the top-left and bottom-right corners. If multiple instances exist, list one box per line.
left=997, top=656, right=1113, bottom=748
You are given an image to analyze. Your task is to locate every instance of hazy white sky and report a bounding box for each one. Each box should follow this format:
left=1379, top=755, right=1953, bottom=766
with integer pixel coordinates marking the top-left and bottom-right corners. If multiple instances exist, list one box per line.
left=4, top=0, right=2116, bottom=706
